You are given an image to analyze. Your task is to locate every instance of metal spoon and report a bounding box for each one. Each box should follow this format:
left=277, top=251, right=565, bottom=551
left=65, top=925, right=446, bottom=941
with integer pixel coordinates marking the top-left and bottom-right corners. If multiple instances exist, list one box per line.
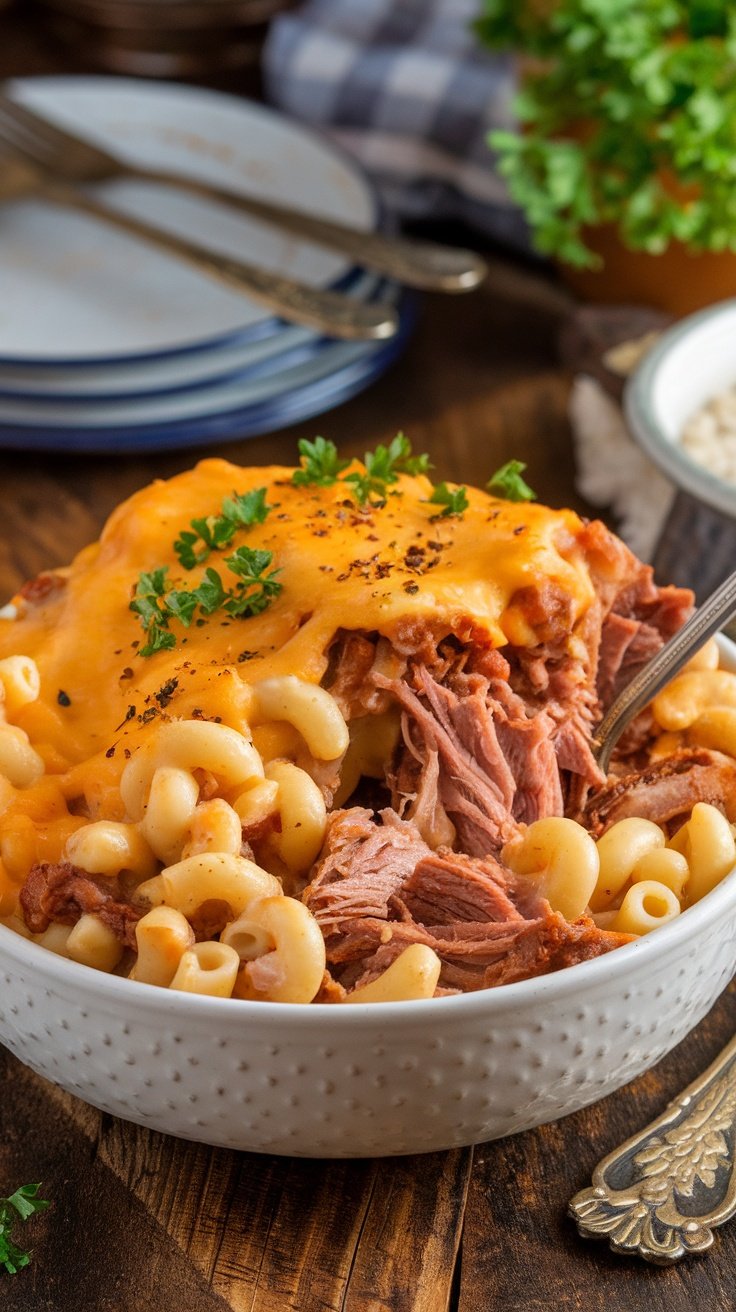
left=594, top=568, right=736, bottom=774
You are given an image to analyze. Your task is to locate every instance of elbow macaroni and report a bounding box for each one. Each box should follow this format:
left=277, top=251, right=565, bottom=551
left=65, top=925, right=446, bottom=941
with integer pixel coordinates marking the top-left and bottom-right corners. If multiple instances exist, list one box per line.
left=5, top=626, right=736, bottom=1001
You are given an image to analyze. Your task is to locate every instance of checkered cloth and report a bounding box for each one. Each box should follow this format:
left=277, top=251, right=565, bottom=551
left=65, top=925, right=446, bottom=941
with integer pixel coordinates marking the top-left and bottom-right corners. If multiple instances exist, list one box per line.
left=263, top=0, right=528, bottom=246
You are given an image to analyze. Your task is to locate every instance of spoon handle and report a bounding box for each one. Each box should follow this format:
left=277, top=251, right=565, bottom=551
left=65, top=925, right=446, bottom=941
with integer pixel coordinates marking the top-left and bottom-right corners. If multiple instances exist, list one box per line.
left=570, top=1030, right=736, bottom=1264
left=594, top=569, right=736, bottom=774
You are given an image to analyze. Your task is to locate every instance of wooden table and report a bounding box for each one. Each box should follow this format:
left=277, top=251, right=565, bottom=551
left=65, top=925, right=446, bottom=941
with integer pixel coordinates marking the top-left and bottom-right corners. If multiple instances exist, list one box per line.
left=3, top=11, right=736, bottom=1311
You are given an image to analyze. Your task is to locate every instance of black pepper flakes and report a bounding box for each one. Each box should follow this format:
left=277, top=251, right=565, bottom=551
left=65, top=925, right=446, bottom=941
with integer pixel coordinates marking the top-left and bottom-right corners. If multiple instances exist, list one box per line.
left=403, top=582, right=420, bottom=595
left=105, top=746, right=115, bottom=759
left=155, top=678, right=179, bottom=708
left=116, top=705, right=137, bottom=730
left=57, top=690, right=71, bottom=707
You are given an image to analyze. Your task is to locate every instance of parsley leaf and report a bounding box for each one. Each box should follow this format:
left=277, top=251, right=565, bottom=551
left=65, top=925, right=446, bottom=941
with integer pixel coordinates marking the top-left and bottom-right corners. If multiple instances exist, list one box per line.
left=426, top=482, right=470, bottom=518
left=173, top=489, right=271, bottom=568
left=130, top=568, right=175, bottom=656
left=486, top=460, right=536, bottom=502
left=0, top=1183, right=50, bottom=1276
left=223, top=546, right=283, bottom=617
left=139, top=627, right=176, bottom=658
left=131, top=548, right=283, bottom=656
left=344, top=433, right=432, bottom=505
left=292, top=437, right=350, bottom=487
left=192, top=567, right=228, bottom=616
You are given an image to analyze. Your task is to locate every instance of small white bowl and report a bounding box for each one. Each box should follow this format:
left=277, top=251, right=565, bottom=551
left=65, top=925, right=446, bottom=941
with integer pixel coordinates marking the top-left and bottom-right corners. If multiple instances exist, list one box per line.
left=625, top=298, right=736, bottom=519
left=2, top=641, right=736, bottom=1158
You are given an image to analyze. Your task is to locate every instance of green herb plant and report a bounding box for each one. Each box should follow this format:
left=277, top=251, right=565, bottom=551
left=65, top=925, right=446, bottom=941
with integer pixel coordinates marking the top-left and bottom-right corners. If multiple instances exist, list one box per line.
left=477, top=0, right=736, bottom=266
left=0, top=1184, right=50, bottom=1275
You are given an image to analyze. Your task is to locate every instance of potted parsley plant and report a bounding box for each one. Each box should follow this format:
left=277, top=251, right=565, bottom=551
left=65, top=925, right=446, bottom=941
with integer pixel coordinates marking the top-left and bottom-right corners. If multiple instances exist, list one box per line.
left=477, top=0, right=736, bottom=314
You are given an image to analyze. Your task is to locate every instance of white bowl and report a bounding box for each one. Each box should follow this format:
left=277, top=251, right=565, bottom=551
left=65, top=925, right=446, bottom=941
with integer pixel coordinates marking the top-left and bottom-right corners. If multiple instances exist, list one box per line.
left=625, top=298, right=736, bottom=519
left=2, top=642, right=736, bottom=1159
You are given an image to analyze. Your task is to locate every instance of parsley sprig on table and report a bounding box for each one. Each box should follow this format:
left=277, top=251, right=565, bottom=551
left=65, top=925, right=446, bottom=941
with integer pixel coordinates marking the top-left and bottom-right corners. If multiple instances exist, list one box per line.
left=174, top=488, right=271, bottom=568
left=131, top=548, right=283, bottom=657
left=486, top=460, right=536, bottom=502
left=0, top=1183, right=50, bottom=1276
left=291, top=432, right=431, bottom=504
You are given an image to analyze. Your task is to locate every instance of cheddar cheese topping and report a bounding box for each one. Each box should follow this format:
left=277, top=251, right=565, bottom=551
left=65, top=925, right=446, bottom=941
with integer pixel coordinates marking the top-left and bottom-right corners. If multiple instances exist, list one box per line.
left=0, top=458, right=596, bottom=776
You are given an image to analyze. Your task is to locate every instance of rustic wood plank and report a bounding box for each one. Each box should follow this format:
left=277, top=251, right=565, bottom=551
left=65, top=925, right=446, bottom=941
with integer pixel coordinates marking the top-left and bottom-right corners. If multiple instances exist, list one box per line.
left=340, top=1150, right=471, bottom=1312
left=1, top=1046, right=471, bottom=1312
left=458, top=985, right=736, bottom=1312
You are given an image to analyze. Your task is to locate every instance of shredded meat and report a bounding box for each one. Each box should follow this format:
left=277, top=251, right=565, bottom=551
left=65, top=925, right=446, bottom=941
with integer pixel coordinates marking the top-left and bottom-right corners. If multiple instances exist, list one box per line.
left=20, top=861, right=143, bottom=949
left=378, top=660, right=565, bottom=855
left=329, top=912, right=630, bottom=994
left=306, top=807, right=630, bottom=993
left=585, top=749, right=736, bottom=835
left=304, top=807, right=430, bottom=928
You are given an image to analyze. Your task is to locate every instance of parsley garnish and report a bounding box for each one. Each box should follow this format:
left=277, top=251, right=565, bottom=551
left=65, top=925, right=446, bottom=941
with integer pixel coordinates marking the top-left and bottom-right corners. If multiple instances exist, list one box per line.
left=291, top=432, right=431, bottom=504
left=344, top=433, right=431, bottom=505
left=130, top=551, right=283, bottom=656
left=174, top=489, right=270, bottom=568
left=292, top=437, right=350, bottom=488
left=223, top=546, right=283, bottom=616
left=0, top=1183, right=50, bottom=1275
left=130, top=568, right=177, bottom=657
left=426, top=482, right=469, bottom=518
left=486, top=460, right=536, bottom=502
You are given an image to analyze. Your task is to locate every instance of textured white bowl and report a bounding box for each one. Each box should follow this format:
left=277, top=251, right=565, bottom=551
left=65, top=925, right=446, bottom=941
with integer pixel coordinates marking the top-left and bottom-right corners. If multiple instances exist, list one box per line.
left=625, top=297, right=736, bottom=519
left=2, top=643, right=736, bottom=1159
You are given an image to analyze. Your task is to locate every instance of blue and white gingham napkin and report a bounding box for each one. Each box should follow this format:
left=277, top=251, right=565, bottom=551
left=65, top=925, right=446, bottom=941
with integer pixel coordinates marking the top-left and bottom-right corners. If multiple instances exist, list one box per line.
left=263, top=0, right=528, bottom=247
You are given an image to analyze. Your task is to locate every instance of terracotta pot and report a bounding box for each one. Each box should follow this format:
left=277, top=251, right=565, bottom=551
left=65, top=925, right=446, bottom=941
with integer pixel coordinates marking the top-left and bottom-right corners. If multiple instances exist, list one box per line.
left=559, top=225, right=736, bottom=318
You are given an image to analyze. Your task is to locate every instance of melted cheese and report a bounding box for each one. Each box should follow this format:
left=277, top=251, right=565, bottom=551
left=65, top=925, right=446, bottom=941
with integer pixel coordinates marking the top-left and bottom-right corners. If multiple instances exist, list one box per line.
left=0, top=459, right=597, bottom=797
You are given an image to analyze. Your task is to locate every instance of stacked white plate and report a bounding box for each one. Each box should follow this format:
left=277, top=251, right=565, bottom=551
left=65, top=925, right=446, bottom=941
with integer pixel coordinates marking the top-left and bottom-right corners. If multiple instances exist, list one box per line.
left=0, top=77, right=415, bottom=454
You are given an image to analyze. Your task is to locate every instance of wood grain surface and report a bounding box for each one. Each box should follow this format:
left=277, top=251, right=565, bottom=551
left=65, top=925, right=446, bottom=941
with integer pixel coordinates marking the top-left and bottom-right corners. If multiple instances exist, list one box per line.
left=2, top=12, right=736, bottom=1312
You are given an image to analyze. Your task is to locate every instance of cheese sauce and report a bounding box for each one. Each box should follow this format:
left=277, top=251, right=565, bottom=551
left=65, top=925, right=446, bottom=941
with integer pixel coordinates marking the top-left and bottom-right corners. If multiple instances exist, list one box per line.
left=0, top=459, right=596, bottom=785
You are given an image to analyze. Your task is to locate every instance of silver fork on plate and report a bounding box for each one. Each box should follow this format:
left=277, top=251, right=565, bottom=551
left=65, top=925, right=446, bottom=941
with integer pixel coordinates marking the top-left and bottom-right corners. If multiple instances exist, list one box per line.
left=0, top=90, right=487, bottom=292
left=0, top=114, right=399, bottom=342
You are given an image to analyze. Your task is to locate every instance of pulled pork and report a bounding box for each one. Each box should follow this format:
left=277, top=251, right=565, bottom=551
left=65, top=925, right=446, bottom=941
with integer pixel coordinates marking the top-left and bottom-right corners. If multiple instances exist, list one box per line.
left=20, top=862, right=143, bottom=950
left=304, top=808, right=631, bottom=993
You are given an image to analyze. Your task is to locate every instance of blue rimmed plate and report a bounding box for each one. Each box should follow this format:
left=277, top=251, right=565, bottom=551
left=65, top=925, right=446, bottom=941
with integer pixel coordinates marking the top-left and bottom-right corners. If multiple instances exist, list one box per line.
left=0, top=290, right=416, bottom=453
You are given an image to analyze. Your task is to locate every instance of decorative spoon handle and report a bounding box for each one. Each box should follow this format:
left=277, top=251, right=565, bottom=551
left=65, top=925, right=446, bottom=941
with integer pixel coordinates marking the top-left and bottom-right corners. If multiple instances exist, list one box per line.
left=570, top=1031, right=736, bottom=1263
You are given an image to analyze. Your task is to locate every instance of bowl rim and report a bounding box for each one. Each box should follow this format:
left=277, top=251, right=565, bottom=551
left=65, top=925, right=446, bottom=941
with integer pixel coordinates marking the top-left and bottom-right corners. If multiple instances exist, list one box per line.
left=624, top=296, right=736, bottom=521
left=4, top=632, right=736, bottom=1028
left=2, top=860, right=736, bottom=1026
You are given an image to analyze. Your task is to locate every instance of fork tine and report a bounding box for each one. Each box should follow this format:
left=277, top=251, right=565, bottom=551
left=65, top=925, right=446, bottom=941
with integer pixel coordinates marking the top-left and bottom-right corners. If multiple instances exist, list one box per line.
left=0, top=92, right=93, bottom=157
left=0, top=114, right=58, bottom=169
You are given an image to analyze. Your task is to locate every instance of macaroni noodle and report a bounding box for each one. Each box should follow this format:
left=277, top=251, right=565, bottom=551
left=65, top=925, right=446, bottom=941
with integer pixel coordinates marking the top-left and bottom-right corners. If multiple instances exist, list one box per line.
left=343, top=945, right=442, bottom=1004
left=170, top=941, right=240, bottom=998
left=502, top=818, right=599, bottom=920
